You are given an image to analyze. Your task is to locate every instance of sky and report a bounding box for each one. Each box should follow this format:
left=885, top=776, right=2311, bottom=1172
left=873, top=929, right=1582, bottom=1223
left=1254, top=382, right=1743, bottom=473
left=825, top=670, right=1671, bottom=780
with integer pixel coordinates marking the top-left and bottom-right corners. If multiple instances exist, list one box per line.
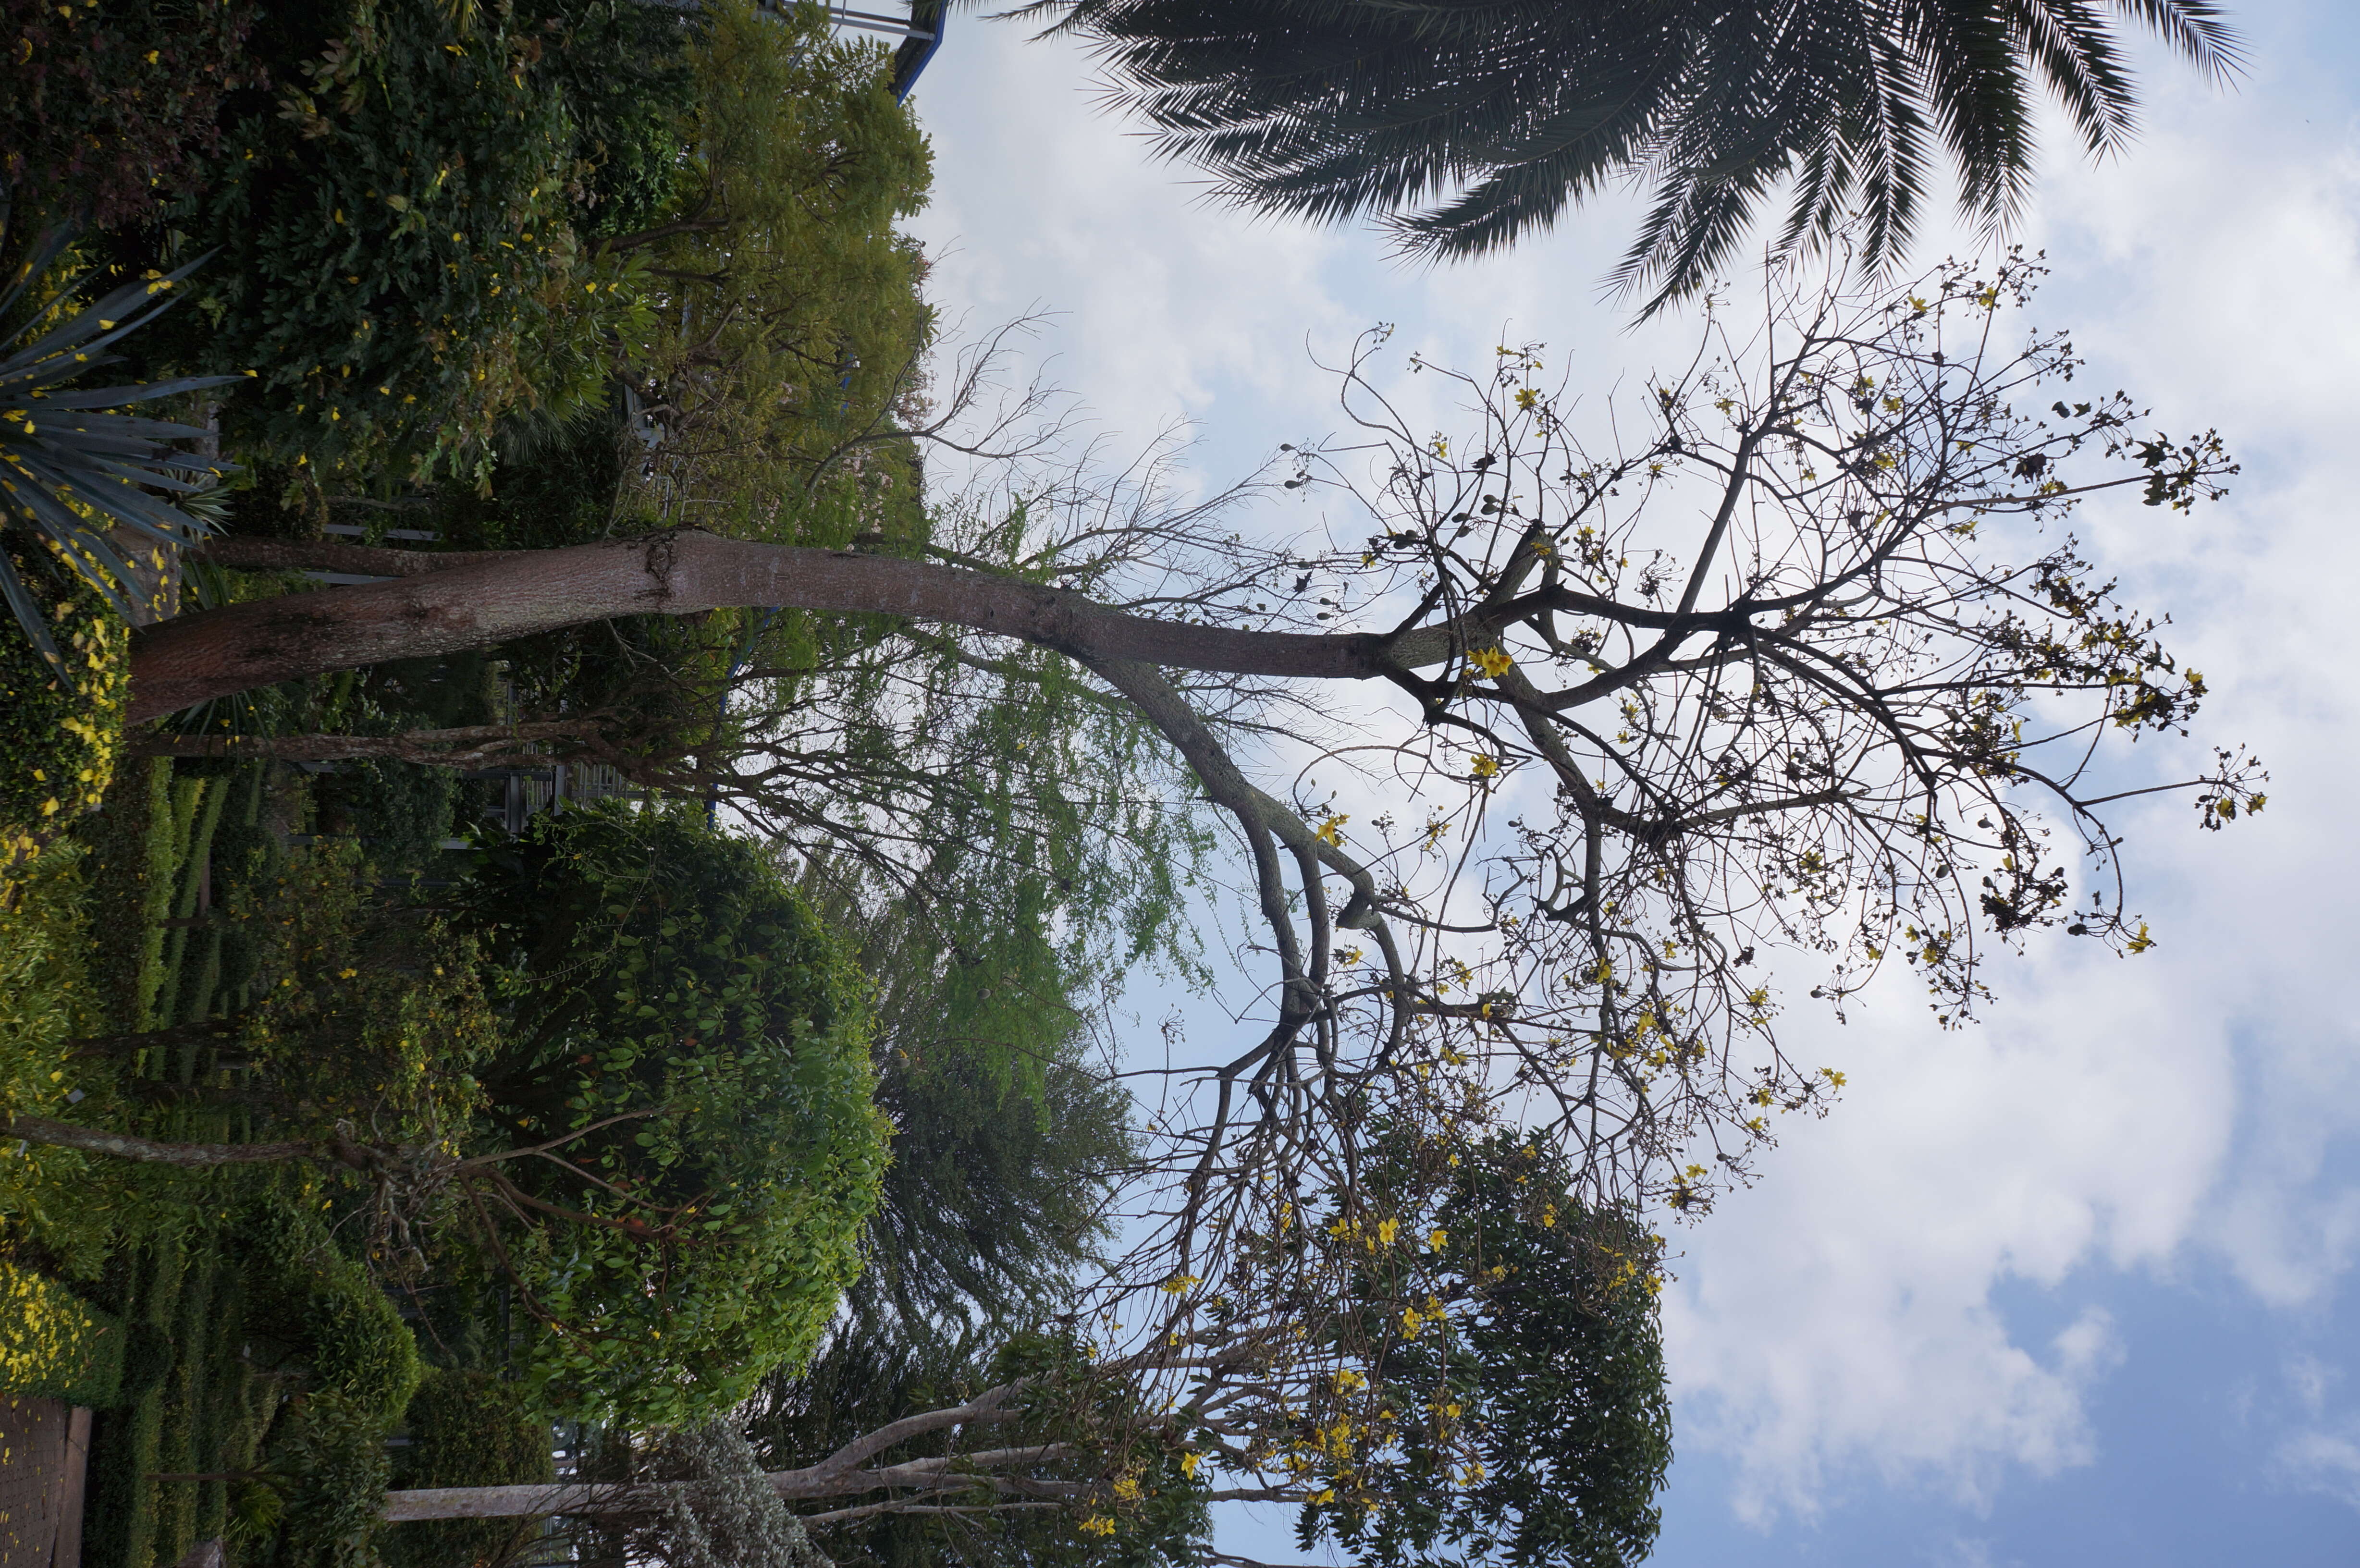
left=885, top=5, right=2360, bottom=1564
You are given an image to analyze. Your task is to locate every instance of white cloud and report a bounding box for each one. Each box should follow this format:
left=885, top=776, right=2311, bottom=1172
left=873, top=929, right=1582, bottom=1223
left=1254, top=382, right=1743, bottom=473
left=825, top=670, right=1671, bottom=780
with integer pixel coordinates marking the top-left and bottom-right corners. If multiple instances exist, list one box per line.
left=2276, top=1354, right=2360, bottom=1513
left=1659, top=24, right=2360, bottom=1521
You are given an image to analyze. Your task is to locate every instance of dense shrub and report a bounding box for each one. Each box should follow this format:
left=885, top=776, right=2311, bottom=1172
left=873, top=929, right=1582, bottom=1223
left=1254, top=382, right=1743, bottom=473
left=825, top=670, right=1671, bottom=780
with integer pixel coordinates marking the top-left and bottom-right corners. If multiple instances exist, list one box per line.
left=0, top=0, right=256, bottom=227
left=133, top=0, right=660, bottom=485
left=256, top=1389, right=393, bottom=1568
left=457, top=804, right=887, bottom=1423
left=225, top=837, right=501, bottom=1136
left=0, top=1258, right=126, bottom=1405
left=313, top=757, right=459, bottom=869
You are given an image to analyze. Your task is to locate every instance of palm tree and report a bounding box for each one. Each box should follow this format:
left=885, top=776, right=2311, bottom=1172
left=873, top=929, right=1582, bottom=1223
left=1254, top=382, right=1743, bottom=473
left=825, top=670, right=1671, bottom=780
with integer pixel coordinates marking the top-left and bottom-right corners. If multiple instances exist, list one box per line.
left=1019, top=0, right=2241, bottom=312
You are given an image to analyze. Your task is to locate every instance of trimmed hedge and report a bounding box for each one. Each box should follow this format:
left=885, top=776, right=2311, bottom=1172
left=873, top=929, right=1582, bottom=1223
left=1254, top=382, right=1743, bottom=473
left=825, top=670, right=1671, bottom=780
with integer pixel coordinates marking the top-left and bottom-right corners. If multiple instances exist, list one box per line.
left=459, top=805, right=888, bottom=1424
left=244, top=1197, right=422, bottom=1421
left=0, top=1259, right=125, bottom=1406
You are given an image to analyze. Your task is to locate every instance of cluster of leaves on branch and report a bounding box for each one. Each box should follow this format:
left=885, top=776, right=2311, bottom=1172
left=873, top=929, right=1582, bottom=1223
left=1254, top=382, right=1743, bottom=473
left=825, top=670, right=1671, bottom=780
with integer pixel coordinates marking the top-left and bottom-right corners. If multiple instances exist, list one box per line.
left=1, top=0, right=257, bottom=228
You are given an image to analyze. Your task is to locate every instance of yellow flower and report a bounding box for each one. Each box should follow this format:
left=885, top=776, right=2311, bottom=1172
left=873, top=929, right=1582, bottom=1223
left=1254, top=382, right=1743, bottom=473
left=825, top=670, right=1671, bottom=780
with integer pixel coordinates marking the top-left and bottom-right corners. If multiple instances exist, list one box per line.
left=1471, top=646, right=1513, bottom=678
left=1427, top=1228, right=1449, bottom=1250
left=1470, top=753, right=1500, bottom=779
left=1314, top=813, right=1348, bottom=847
left=1514, top=387, right=1539, bottom=410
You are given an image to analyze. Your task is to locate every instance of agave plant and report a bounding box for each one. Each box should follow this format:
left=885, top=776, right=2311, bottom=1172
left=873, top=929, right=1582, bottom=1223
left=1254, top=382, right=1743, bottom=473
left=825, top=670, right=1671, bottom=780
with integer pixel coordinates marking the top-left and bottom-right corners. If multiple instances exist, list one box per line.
left=0, top=222, right=241, bottom=683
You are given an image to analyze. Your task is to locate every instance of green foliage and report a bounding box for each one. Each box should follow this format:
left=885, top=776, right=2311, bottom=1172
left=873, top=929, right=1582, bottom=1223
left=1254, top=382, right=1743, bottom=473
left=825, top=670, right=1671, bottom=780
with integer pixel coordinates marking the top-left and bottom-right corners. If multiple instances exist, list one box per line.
left=244, top=1194, right=423, bottom=1420
left=457, top=804, right=886, bottom=1424
left=313, top=757, right=459, bottom=869
left=68, top=755, right=173, bottom=1032
left=519, top=0, right=700, bottom=239
left=0, top=544, right=123, bottom=844
left=635, top=0, right=934, bottom=528
left=216, top=837, right=500, bottom=1138
left=1305, top=1138, right=1672, bottom=1568
left=0, top=839, right=148, bottom=1275
left=138, top=0, right=651, bottom=485
left=258, top=1389, right=393, bottom=1568
left=384, top=1368, right=556, bottom=1568
left=0, top=0, right=256, bottom=227
left=813, top=886, right=1133, bottom=1342
left=81, top=1232, right=272, bottom=1568
left=0, top=1257, right=125, bottom=1405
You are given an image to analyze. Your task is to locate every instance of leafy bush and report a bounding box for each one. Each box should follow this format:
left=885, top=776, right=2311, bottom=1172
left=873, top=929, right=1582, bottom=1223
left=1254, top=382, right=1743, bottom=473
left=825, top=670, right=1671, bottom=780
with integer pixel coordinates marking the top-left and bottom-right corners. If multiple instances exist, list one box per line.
left=256, top=1389, right=392, bottom=1568
left=225, top=837, right=500, bottom=1137
left=1311, top=1138, right=1673, bottom=1568
left=313, top=757, right=458, bottom=869
left=138, top=0, right=654, bottom=484
left=632, top=0, right=934, bottom=528
left=0, top=839, right=140, bottom=1275
left=0, top=0, right=257, bottom=227
left=457, top=804, right=887, bottom=1423
left=0, top=1257, right=125, bottom=1405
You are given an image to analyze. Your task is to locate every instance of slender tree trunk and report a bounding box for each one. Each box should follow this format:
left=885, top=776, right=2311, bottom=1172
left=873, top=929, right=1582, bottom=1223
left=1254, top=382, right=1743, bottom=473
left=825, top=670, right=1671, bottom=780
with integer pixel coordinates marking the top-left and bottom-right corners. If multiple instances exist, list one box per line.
left=127, top=718, right=605, bottom=768
left=382, top=1482, right=669, bottom=1522
left=135, top=533, right=1419, bottom=722
left=3, top=1115, right=323, bottom=1167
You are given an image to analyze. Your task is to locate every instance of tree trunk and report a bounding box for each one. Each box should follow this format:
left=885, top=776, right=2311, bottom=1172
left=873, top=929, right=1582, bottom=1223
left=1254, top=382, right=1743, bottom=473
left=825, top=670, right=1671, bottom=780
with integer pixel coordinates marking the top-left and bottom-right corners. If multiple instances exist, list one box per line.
left=3, top=1115, right=321, bottom=1167
left=135, top=533, right=1418, bottom=722
left=382, top=1482, right=665, bottom=1521
left=127, top=718, right=605, bottom=768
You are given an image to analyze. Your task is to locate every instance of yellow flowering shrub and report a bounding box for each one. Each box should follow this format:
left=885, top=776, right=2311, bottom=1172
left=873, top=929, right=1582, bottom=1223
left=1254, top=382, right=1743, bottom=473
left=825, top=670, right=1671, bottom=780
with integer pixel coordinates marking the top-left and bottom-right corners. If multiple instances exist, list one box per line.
left=0, top=540, right=127, bottom=882
left=0, top=1259, right=124, bottom=1406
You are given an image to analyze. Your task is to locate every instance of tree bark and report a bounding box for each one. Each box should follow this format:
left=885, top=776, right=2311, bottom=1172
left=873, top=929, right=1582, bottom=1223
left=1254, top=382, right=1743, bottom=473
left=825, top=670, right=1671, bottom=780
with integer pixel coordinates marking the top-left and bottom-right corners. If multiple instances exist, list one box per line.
left=381, top=1454, right=1074, bottom=1521
left=197, top=537, right=525, bottom=577
left=3, top=1115, right=321, bottom=1167
left=127, top=719, right=604, bottom=767
left=135, top=533, right=1427, bottom=722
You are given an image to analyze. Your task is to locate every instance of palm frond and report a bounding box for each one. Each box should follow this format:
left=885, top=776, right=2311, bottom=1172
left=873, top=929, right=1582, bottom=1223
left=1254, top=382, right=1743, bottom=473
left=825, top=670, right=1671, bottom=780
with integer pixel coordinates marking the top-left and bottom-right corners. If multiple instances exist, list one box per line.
left=0, top=225, right=243, bottom=683
left=1035, top=0, right=2244, bottom=307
